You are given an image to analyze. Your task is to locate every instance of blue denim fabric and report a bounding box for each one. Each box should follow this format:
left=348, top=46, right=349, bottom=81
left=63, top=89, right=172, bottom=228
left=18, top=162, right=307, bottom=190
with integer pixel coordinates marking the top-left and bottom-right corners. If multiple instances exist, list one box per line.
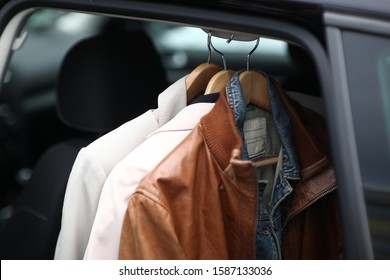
left=226, top=70, right=249, bottom=160
left=226, top=71, right=300, bottom=259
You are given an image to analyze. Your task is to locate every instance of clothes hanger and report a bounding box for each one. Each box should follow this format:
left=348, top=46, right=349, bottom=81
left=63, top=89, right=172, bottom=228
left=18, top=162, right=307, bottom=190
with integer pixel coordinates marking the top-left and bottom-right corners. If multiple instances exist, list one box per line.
left=185, top=31, right=222, bottom=100
left=239, top=38, right=277, bottom=167
left=204, top=33, right=235, bottom=94
left=239, top=38, right=271, bottom=112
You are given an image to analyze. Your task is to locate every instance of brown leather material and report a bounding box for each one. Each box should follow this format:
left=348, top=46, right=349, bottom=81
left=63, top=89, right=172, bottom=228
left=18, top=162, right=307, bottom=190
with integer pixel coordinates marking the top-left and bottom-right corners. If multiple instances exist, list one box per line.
left=274, top=80, right=344, bottom=259
left=287, top=165, right=336, bottom=220
left=119, top=90, right=258, bottom=259
left=283, top=191, right=344, bottom=259
left=119, top=81, right=344, bottom=260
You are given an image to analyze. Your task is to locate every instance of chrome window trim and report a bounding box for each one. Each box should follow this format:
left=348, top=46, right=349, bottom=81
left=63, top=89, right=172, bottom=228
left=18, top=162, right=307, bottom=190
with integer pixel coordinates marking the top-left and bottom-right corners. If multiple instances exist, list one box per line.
left=325, top=12, right=390, bottom=37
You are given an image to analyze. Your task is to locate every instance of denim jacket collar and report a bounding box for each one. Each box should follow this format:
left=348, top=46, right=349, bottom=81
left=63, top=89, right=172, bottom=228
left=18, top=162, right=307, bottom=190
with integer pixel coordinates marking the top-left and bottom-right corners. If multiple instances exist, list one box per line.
left=226, top=71, right=300, bottom=180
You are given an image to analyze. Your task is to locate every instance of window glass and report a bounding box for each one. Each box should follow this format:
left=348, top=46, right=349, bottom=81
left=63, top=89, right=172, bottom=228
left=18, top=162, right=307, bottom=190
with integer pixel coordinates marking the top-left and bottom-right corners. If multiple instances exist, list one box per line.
left=378, top=49, right=390, bottom=148
left=343, top=31, right=390, bottom=189
left=0, top=9, right=295, bottom=200
left=0, top=9, right=321, bottom=260
left=343, top=31, right=390, bottom=259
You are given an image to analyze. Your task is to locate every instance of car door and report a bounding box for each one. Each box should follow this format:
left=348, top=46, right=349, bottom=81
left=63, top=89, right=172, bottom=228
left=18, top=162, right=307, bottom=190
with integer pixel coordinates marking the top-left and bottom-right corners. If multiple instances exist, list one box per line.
left=325, top=11, right=390, bottom=259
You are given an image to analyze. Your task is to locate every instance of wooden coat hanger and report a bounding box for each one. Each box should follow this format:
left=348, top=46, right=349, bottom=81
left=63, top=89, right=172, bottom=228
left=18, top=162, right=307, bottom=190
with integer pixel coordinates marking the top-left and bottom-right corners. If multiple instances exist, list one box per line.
left=204, top=69, right=235, bottom=94
left=240, top=38, right=277, bottom=167
left=185, top=32, right=222, bottom=100
left=186, top=63, right=222, bottom=100
left=204, top=33, right=234, bottom=94
left=239, top=38, right=271, bottom=112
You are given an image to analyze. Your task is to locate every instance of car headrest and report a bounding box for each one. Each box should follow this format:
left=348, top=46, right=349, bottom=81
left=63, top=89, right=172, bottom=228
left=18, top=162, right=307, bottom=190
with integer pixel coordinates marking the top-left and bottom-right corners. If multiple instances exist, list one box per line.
left=56, top=31, right=168, bottom=133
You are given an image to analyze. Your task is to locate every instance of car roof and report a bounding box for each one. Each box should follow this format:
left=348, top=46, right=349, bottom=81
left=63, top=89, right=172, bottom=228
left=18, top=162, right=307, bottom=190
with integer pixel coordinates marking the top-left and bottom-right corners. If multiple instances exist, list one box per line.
left=158, top=0, right=390, bottom=20
left=283, top=0, right=390, bottom=16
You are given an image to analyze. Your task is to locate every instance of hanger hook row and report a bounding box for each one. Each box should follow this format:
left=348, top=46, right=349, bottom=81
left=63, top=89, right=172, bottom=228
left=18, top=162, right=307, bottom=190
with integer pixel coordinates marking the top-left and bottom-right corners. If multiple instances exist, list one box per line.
left=207, top=31, right=260, bottom=70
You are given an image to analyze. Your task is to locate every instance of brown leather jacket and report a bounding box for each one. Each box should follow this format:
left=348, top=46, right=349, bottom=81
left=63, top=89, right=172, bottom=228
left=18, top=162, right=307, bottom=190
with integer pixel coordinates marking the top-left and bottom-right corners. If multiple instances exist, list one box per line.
left=119, top=82, right=344, bottom=260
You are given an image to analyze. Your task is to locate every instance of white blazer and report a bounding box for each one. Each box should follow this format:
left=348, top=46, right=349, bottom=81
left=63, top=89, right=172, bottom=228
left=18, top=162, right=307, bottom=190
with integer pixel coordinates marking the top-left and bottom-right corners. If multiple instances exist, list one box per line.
left=54, top=75, right=188, bottom=260
left=83, top=102, right=214, bottom=259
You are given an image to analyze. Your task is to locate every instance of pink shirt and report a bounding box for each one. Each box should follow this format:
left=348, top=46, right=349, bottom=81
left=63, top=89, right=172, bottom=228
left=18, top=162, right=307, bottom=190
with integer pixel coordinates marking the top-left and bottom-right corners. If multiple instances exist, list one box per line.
left=84, top=102, right=214, bottom=259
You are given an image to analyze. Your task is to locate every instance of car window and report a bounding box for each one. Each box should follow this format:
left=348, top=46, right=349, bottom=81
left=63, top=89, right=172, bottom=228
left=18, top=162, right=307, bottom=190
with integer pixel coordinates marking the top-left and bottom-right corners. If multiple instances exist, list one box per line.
left=343, top=30, right=390, bottom=259
left=0, top=8, right=325, bottom=261
left=0, top=9, right=298, bottom=203
left=0, top=10, right=107, bottom=185
left=343, top=31, right=390, bottom=188
left=378, top=49, right=390, bottom=147
left=143, top=23, right=290, bottom=85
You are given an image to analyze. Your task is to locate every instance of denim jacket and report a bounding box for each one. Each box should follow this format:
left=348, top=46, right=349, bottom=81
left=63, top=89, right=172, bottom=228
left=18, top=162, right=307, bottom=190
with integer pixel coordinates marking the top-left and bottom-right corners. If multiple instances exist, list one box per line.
left=226, top=71, right=300, bottom=259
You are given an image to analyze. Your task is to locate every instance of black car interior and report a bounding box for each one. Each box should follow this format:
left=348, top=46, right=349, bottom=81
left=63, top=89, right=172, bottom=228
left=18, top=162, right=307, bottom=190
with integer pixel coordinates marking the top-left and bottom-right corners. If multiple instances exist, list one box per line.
left=0, top=22, right=169, bottom=259
left=0, top=11, right=323, bottom=259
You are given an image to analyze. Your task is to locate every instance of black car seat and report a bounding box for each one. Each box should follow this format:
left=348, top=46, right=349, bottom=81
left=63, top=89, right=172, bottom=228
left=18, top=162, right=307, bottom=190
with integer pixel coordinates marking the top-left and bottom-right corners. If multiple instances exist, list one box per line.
left=0, top=30, right=168, bottom=259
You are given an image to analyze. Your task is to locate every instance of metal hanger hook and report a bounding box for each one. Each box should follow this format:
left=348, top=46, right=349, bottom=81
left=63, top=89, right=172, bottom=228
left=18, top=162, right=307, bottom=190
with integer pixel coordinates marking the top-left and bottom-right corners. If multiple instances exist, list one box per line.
left=226, top=33, right=235, bottom=44
left=246, top=38, right=260, bottom=71
left=208, top=30, right=227, bottom=70
left=207, top=31, right=212, bottom=64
